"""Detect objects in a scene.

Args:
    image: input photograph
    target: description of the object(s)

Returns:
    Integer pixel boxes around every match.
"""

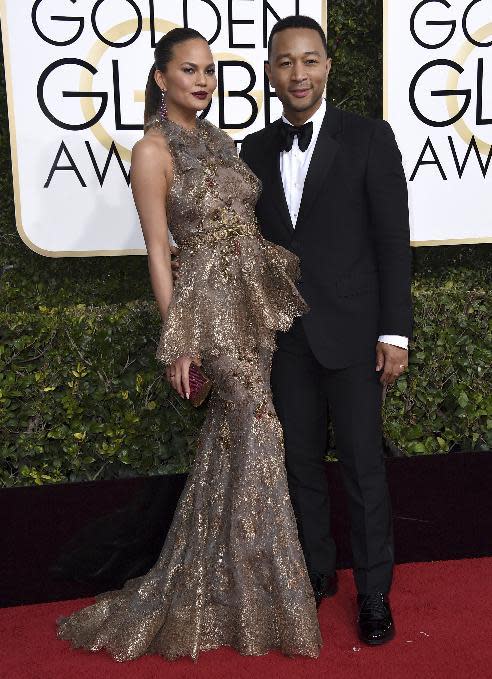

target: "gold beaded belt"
[181,221,260,250]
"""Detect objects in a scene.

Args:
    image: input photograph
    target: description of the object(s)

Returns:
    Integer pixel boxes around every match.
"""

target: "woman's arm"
[130,135,196,400]
[130,135,173,321]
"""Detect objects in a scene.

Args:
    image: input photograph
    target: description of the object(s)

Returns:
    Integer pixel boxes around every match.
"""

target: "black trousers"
[271,318,394,596]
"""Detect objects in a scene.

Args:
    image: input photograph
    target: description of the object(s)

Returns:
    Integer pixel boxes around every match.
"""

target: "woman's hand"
[166,355,202,399]
[170,244,180,282]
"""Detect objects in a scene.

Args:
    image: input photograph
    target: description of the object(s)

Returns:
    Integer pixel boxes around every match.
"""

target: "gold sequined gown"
[56,115,322,661]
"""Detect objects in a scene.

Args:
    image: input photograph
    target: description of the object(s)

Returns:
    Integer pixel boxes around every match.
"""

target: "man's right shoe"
[310,571,338,608]
[357,592,395,645]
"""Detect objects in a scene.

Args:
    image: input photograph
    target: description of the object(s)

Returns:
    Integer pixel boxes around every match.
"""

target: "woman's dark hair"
[144,27,207,123]
[267,15,328,60]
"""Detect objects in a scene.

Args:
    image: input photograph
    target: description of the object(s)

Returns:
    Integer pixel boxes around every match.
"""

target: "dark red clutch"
[188,362,212,407]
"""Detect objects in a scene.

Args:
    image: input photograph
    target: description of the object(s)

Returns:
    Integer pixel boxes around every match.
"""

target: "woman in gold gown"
[56,27,321,662]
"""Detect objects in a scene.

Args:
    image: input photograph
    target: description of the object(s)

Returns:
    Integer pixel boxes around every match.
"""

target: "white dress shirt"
[280,99,408,351]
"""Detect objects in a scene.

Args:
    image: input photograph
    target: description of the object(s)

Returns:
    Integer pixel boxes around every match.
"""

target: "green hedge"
[326,0,384,118]
[0,302,205,487]
[0,2,491,487]
[1,265,490,488]
[385,269,490,455]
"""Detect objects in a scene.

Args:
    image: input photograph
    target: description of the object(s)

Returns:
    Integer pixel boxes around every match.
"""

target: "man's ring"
[399,365,405,369]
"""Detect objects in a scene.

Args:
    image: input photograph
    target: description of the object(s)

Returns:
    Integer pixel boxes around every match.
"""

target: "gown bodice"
[143,114,308,366]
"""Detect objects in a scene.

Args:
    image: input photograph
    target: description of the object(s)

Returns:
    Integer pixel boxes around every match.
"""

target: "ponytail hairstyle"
[144,27,207,124]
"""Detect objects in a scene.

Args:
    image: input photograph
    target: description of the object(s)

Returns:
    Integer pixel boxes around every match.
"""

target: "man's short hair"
[268,15,328,60]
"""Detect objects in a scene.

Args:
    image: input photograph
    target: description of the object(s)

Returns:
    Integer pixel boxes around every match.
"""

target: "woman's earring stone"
[159,89,167,121]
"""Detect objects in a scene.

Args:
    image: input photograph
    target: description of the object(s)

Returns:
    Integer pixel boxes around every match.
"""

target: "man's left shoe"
[357,592,395,645]
[310,571,338,608]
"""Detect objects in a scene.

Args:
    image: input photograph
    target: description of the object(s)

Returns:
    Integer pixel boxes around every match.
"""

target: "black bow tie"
[279,120,313,153]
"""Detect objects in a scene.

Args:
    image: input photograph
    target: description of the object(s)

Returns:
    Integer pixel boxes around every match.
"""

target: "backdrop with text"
[2,1,491,253]
[0,0,325,256]
[385,0,492,246]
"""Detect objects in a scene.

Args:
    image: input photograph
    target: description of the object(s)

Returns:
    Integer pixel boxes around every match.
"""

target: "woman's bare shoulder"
[132,129,170,165]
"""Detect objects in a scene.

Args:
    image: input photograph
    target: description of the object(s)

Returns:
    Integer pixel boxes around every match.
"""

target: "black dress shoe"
[310,571,338,608]
[357,592,395,645]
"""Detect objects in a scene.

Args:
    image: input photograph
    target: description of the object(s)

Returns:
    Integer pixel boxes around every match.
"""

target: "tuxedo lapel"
[296,104,342,229]
[262,121,294,237]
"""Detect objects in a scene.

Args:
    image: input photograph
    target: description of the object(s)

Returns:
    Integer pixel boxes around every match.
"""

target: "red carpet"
[1,558,491,679]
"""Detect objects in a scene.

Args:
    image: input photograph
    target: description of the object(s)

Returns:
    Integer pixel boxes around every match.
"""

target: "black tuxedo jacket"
[240,103,413,369]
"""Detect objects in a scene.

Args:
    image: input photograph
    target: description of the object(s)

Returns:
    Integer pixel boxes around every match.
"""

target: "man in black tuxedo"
[240,16,412,645]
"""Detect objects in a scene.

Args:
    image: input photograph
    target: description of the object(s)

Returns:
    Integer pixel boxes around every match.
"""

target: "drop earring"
[159,89,167,121]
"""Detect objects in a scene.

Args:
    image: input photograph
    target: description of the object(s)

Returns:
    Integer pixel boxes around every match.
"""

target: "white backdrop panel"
[1,0,326,256]
[385,0,492,245]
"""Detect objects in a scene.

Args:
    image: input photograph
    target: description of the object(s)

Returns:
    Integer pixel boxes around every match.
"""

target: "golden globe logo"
[30,1,311,184]
[79,18,265,162]
[408,0,492,181]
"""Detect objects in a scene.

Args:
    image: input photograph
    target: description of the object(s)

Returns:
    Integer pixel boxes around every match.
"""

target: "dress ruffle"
[156,235,308,366]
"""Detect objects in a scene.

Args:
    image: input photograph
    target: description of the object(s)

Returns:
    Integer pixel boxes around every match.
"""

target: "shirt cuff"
[378,335,408,350]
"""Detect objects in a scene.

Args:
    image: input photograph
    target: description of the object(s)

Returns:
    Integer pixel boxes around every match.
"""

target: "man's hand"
[170,244,180,282]
[375,342,408,386]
